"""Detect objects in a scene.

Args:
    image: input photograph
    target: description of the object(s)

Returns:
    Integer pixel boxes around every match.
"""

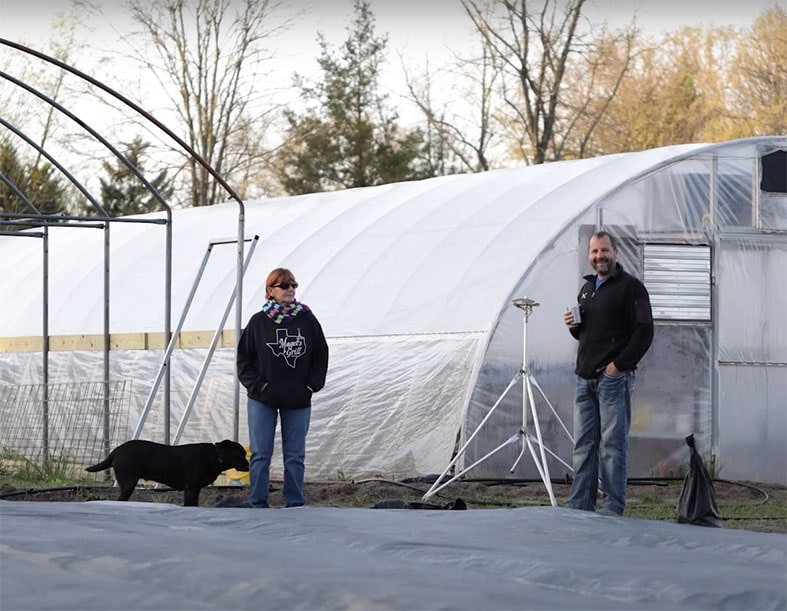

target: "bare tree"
[555,26,637,158]
[403,45,498,173]
[0,8,87,213]
[125,0,289,206]
[727,6,787,136]
[461,0,591,165]
[574,25,742,154]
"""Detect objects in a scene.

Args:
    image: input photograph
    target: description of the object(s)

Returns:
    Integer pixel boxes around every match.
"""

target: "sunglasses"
[272,282,298,290]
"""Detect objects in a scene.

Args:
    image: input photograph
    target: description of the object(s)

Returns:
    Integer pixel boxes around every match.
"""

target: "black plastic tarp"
[1,500,785,610]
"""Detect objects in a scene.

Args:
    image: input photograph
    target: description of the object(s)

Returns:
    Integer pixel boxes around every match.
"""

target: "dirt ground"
[2,477,785,534]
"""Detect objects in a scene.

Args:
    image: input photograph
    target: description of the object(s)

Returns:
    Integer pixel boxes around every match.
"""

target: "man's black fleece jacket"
[569,264,654,379]
[236,308,329,409]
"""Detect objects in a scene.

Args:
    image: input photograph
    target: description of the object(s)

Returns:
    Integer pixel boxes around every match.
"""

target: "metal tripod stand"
[422,297,573,505]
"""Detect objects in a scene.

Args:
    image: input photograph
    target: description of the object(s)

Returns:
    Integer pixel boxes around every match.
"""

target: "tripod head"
[512,297,539,320]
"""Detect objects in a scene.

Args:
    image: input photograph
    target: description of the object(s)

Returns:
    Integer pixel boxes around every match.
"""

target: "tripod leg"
[509,367,530,472]
[509,434,528,472]
[422,372,521,500]
[508,375,558,506]
[421,432,521,500]
[523,434,557,506]
[530,374,574,444]
[529,439,573,472]
[525,374,557,506]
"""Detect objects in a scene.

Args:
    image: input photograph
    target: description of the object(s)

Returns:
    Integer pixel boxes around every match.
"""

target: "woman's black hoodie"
[237,306,329,409]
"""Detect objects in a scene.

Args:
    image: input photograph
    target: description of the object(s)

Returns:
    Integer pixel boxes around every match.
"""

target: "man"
[563,231,654,516]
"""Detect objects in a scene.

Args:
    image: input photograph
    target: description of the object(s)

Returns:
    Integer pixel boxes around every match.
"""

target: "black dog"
[86,439,249,506]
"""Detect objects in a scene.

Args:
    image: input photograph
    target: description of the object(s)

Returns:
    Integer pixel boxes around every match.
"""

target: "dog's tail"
[85,454,113,472]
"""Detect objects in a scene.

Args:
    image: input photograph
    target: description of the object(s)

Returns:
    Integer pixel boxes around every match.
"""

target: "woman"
[237,268,329,508]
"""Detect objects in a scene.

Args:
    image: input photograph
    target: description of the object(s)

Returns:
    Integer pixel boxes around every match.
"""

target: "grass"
[2,457,785,534]
[0,449,94,488]
[624,492,787,532]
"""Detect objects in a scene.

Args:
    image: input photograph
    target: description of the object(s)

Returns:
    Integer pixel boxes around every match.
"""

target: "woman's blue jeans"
[565,371,634,515]
[247,398,311,508]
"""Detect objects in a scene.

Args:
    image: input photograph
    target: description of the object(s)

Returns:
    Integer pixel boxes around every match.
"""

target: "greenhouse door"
[628,244,713,477]
[714,234,787,483]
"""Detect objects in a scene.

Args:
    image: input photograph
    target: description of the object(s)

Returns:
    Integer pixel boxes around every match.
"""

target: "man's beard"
[593,259,613,274]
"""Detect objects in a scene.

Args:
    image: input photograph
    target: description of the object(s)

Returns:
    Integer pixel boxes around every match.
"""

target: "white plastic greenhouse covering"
[0,137,785,483]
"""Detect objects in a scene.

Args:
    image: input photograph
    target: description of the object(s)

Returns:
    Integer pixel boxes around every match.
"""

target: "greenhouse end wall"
[464,139,786,484]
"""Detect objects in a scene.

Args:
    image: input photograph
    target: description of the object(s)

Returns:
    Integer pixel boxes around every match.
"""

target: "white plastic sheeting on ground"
[1,500,785,611]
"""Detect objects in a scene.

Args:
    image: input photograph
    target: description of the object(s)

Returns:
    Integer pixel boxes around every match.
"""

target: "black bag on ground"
[373,498,467,510]
[676,434,723,528]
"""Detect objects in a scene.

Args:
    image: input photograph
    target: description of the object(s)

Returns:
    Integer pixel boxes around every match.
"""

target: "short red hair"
[265,268,295,299]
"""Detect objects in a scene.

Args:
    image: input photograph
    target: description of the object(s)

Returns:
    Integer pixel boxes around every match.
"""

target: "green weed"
[0,447,89,487]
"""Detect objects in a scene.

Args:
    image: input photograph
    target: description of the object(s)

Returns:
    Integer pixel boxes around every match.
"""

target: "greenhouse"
[1,136,784,484]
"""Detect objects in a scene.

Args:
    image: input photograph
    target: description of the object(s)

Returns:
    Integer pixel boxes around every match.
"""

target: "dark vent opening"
[761,150,786,193]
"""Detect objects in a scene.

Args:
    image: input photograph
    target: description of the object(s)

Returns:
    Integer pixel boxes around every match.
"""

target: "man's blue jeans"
[247,398,311,508]
[565,371,634,515]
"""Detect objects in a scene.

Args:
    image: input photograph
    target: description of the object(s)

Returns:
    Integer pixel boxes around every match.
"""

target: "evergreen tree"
[276,0,434,195]
[0,139,69,231]
[95,137,174,217]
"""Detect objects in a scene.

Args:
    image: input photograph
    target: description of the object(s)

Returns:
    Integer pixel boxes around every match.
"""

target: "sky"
[1,0,781,59]
[2,0,779,110]
[0,0,781,178]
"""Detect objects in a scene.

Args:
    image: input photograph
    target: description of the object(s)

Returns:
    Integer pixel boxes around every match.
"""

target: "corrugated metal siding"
[644,244,711,321]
